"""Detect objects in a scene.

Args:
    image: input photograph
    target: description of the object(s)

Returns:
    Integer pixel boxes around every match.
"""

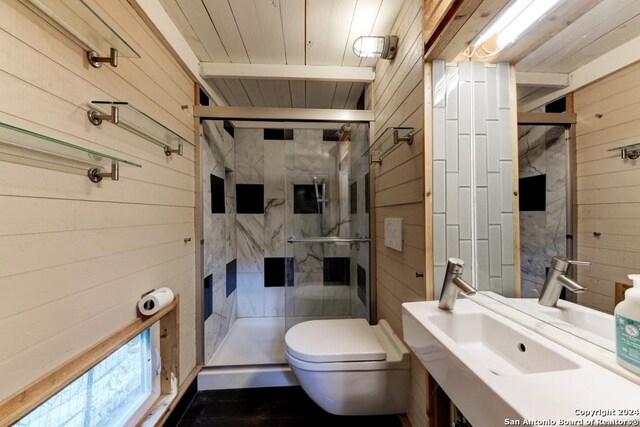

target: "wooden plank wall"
[574,61,640,313]
[372,0,427,425]
[0,0,196,403]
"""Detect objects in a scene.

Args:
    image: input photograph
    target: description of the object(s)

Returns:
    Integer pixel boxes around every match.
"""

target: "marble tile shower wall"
[234,128,285,318]
[202,120,237,362]
[432,61,515,298]
[234,128,361,320]
[518,125,566,297]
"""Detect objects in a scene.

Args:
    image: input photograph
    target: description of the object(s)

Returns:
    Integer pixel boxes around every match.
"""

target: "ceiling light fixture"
[465,0,561,58]
[353,35,398,60]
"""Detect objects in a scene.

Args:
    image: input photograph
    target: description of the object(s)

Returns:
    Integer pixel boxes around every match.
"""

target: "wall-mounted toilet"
[284,318,411,416]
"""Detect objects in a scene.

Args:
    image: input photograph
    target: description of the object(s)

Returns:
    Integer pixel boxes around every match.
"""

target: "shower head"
[313,176,321,200]
[333,124,351,139]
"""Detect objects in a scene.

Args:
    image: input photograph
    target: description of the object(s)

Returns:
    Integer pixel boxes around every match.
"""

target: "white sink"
[428,310,579,377]
[402,299,640,426]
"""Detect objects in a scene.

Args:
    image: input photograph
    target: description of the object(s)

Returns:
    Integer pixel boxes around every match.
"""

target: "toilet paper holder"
[140,288,155,299]
[138,287,175,316]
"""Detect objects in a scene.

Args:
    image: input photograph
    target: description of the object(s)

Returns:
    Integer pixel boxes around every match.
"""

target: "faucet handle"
[446,257,465,274]
[550,256,590,273]
[568,260,591,266]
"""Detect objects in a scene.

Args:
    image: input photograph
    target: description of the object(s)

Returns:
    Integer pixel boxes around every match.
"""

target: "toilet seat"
[285,318,386,363]
[284,318,410,370]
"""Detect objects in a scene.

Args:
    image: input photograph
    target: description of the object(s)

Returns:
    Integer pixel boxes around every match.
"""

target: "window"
[16,324,161,427]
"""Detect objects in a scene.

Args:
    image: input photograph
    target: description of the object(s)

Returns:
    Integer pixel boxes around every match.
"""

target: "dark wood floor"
[169,386,403,427]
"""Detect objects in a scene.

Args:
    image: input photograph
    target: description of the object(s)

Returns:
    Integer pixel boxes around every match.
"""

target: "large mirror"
[487,58,639,354]
[483,110,619,354]
[430,0,640,357]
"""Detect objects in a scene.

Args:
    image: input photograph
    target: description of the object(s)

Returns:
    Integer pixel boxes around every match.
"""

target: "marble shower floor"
[207,317,287,366]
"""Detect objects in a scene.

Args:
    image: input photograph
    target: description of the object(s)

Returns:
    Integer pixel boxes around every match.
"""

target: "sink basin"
[429,312,579,376]
[402,299,640,426]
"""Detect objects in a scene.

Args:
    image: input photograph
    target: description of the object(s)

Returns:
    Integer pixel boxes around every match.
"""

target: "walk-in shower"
[199,120,371,388]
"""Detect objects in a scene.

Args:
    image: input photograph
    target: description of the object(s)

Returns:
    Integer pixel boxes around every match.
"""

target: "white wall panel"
[0,0,196,402]
[373,0,426,425]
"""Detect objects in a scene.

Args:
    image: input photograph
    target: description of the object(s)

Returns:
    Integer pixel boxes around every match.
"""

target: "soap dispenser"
[615,274,640,375]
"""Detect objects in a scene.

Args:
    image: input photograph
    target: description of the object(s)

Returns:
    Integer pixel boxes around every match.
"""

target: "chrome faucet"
[439,258,477,311]
[538,256,590,307]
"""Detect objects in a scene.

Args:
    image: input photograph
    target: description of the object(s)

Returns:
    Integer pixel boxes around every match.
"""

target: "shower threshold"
[199,317,297,390]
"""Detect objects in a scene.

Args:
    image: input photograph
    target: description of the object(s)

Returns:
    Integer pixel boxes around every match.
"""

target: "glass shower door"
[284,123,371,330]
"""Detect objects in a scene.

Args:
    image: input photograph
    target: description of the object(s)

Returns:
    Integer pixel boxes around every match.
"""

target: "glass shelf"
[363,127,414,164]
[0,121,141,182]
[27,0,140,60]
[90,101,192,156]
[607,142,640,160]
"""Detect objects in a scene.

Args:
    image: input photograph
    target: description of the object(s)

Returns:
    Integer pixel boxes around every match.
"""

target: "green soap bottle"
[615,274,640,375]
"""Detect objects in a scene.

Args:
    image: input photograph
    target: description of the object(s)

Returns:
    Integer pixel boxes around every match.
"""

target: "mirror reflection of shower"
[313,123,349,236]
[312,176,327,235]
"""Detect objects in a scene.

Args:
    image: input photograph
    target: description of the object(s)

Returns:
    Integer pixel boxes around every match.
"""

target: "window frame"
[0,298,179,427]
[14,322,162,427]
[120,322,162,427]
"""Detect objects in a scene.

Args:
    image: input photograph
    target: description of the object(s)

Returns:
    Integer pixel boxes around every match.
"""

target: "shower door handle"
[287,236,371,244]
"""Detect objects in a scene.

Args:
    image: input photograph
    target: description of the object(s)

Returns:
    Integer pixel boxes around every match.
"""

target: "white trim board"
[198,366,297,391]
[200,63,375,83]
[516,72,569,88]
[230,121,351,129]
[519,33,640,112]
[194,106,374,122]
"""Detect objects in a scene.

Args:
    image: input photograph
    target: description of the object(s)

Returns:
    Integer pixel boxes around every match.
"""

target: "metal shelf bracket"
[87,48,118,68]
[164,143,184,157]
[88,106,119,126]
[621,148,640,160]
[394,129,413,145]
[88,161,119,183]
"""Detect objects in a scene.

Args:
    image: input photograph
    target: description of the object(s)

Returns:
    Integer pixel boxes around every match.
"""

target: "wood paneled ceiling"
[160,0,404,108]
[424,0,640,111]
[515,0,640,108]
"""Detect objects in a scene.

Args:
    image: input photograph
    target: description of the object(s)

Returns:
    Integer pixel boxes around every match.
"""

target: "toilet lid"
[284,319,386,363]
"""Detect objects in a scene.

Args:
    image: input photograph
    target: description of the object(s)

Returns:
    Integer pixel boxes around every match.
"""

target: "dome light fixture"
[353,35,398,60]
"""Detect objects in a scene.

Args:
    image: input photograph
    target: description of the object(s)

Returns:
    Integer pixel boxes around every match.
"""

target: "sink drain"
[517,343,526,352]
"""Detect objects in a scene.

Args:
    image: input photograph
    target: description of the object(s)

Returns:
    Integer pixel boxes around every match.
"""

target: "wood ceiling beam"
[435,0,511,61]
[199,63,375,83]
[193,106,374,122]
[423,0,486,61]
[516,72,570,88]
